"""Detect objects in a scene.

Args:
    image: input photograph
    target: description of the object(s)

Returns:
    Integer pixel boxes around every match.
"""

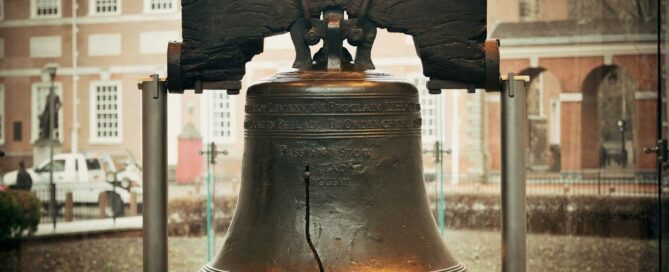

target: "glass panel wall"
[0,0,664,271]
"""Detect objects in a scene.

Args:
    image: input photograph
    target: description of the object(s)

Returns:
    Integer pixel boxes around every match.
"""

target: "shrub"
[168,196,238,236]
[434,193,667,239]
[0,190,41,242]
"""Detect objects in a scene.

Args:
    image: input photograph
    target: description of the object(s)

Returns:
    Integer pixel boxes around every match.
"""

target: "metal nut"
[304,28,321,45]
[347,27,364,45]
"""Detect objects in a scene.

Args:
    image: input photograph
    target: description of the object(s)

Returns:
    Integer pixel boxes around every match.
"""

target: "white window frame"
[89,0,122,16]
[519,0,538,21]
[31,82,64,143]
[201,92,236,145]
[31,0,62,18]
[550,98,561,145]
[0,85,5,145]
[144,0,177,13]
[89,80,123,144]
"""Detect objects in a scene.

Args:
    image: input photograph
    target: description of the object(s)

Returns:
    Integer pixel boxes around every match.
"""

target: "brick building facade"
[0,0,659,182]
[0,0,181,173]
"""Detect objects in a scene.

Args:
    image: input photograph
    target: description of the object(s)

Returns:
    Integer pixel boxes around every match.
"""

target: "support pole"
[501,73,527,272]
[141,75,168,272]
[49,74,57,229]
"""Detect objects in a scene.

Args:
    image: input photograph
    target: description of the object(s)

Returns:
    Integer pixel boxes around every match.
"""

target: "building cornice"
[0,65,167,77]
[499,34,656,46]
[0,13,181,28]
[500,42,656,60]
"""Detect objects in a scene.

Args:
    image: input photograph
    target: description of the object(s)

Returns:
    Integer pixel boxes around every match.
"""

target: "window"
[90,0,121,15]
[40,159,65,172]
[32,0,61,18]
[0,39,4,58]
[145,0,176,13]
[205,91,236,144]
[549,99,560,145]
[89,81,122,143]
[13,122,22,142]
[519,0,538,21]
[0,0,4,21]
[0,86,4,145]
[86,159,102,170]
[410,75,438,144]
[31,82,63,142]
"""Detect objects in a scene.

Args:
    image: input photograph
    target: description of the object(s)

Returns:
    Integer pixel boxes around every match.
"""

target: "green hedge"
[437,193,666,239]
[0,190,41,242]
[167,194,666,239]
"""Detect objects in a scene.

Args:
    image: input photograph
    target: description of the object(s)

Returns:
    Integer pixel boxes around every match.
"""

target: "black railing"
[31,182,142,224]
[425,171,660,197]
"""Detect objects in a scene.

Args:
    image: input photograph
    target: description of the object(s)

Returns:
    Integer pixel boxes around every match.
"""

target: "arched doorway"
[582,66,637,171]
[520,68,563,172]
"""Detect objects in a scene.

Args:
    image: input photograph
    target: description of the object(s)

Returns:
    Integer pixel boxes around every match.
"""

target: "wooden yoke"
[167,0,499,93]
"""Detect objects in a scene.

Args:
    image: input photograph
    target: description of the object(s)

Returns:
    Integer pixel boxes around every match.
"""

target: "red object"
[175,124,204,184]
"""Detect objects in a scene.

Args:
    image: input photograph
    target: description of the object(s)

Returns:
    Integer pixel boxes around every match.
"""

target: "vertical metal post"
[113,178,117,223]
[49,75,57,229]
[501,73,527,272]
[206,143,213,261]
[141,75,168,272]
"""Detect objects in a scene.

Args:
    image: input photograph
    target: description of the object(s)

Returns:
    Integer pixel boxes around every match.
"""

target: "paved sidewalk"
[32,216,142,239]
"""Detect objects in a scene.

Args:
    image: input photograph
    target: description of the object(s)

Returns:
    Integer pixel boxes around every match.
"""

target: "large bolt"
[347,27,364,46]
[304,28,321,45]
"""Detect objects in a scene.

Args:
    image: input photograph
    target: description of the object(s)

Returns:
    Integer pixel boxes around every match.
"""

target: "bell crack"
[304,165,325,272]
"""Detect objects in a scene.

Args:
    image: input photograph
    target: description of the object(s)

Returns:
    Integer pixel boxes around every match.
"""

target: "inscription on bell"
[245,101,421,114]
[244,118,422,130]
[277,144,372,187]
[277,145,373,159]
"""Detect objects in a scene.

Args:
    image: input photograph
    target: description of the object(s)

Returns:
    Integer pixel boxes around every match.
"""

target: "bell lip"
[200,262,467,272]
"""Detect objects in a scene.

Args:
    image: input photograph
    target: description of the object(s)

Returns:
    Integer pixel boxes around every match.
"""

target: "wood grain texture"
[181,0,487,87]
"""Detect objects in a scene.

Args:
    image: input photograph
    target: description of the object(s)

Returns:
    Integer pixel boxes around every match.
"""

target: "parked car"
[1,153,139,216]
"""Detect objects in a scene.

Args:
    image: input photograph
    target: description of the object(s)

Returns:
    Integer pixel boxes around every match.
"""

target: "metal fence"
[32,182,142,224]
[426,171,661,197]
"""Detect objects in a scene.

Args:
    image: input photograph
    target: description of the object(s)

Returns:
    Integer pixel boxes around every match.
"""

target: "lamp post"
[617,119,627,168]
[44,65,58,228]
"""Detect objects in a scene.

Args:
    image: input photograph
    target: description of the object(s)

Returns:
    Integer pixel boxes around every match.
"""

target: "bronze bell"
[202,69,465,271]
[201,7,465,272]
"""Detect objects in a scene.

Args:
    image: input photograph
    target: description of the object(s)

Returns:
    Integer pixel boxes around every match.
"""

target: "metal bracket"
[325,9,343,71]
[193,80,242,95]
[501,74,530,98]
[644,139,668,163]
[152,74,160,99]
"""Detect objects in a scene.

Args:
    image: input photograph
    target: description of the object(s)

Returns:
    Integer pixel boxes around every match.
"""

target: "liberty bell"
[196,7,470,272]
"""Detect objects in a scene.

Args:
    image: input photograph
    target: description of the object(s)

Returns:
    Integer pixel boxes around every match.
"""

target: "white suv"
[2,153,139,216]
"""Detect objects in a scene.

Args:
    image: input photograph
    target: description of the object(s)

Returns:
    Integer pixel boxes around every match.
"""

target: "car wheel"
[104,191,125,217]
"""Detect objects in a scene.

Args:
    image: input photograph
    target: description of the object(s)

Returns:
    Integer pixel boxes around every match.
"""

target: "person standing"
[15,161,33,191]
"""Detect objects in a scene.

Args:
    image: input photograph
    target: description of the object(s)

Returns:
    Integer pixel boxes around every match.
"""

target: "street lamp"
[42,64,57,228]
[616,119,627,168]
